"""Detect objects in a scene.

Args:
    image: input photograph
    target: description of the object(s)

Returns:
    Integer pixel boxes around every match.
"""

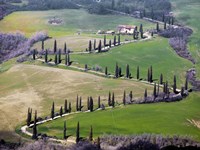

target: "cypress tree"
[63,121,67,139]
[108,91,111,106]
[153,83,157,99]
[76,95,79,111]
[32,110,37,139]
[54,54,57,65]
[41,40,44,50]
[129,91,133,102]
[98,40,102,53]
[79,97,82,111]
[68,102,71,113]
[133,26,138,39]
[137,66,140,80]
[115,63,119,78]
[160,74,163,85]
[164,21,167,30]
[94,39,96,50]
[104,35,106,47]
[109,39,112,47]
[87,97,90,110]
[89,40,92,52]
[163,83,166,93]
[33,49,36,60]
[105,66,108,76]
[76,122,80,143]
[54,40,57,53]
[90,96,93,112]
[139,24,143,38]
[162,13,165,22]
[144,89,147,101]
[97,137,101,149]
[151,31,154,37]
[45,49,48,63]
[185,77,188,90]
[98,96,101,109]
[181,86,184,96]
[60,106,63,116]
[113,35,116,46]
[67,53,70,66]
[89,125,93,141]
[27,108,32,126]
[51,102,55,119]
[173,75,177,93]
[156,22,159,32]
[64,42,67,54]
[64,99,68,113]
[157,82,160,95]
[118,34,121,45]
[58,49,61,64]
[123,90,126,105]
[165,81,168,94]
[118,67,122,77]
[150,66,153,82]
[126,64,130,78]
[112,92,115,107]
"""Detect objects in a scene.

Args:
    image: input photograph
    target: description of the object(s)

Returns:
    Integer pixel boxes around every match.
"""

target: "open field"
[171,0,200,78]
[50,37,193,86]
[38,92,200,140]
[0,63,153,141]
[0,9,155,37]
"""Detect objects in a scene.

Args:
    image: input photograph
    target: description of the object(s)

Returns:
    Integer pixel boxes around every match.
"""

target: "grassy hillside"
[171,0,200,78]
[38,92,200,141]
[66,37,192,86]
[0,63,152,141]
[0,9,154,37]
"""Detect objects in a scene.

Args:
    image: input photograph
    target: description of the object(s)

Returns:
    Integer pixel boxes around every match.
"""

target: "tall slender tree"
[94,39,96,50]
[54,40,57,53]
[129,91,133,102]
[126,64,130,78]
[123,90,126,105]
[41,40,44,50]
[156,22,160,32]
[64,99,68,113]
[58,49,61,64]
[60,106,63,116]
[33,49,36,60]
[109,39,112,47]
[89,125,93,141]
[63,121,67,139]
[164,21,167,30]
[98,40,102,53]
[108,91,111,106]
[76,122,80,143]
[113,35,116,46]
[45,49,48,63]
[64,42,67,54]
[104,35,106,47]
[54,54,57,65]
[118,34,121,45]
[133,26,138,39]
[112,92,115,107]
[68,102,71,113]
[105,66,108,76]
[98,96,101,109]
[118,67,122,77]
[51,102,55,119]
[157,81,160,95]
[87,97,90,110]
[139,24,143,38]
[173,75,177,93]
[185,77,188,90]
[115,63,119,78]
[79,97,82,111]
[89,40,92,52]
[160,74,163,85]
[97,137,101,149]
[136,66,140,80]
[90,96,93,112]
[153,83,157,99]
[32,110,37,139]
[150,66,153,82]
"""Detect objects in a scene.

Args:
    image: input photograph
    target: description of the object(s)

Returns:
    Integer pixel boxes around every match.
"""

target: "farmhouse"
[117,25,135,34]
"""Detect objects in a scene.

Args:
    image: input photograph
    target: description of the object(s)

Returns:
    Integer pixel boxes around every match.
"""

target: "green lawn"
[38,92,200,141]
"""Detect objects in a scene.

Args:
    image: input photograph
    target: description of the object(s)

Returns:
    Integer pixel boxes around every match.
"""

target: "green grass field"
[38,92,200,141]
[0,9,155,37]
[47,37,192,87]
[171,0,200,78]
[0,63,153,141]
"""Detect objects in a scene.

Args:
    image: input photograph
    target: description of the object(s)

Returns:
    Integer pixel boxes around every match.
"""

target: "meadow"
[37,92,200,141]
[0,63,153,141]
